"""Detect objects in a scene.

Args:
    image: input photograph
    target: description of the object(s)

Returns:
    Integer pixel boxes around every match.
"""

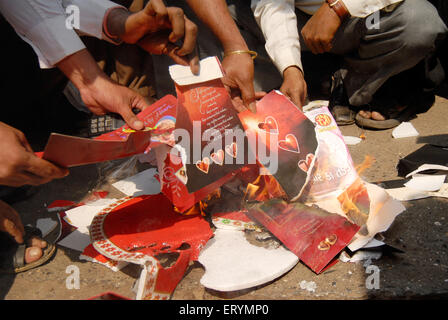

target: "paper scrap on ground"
[362,238,386,249]
[57,226,90,252]
[65,198,117,228]
[343,136,362,145]
[299,280,317,293]
[313,182,405,252]
[348,183,405,251]
[404,174,446,192]
[198,229,298,292]
[343,250,383,263]
[405,164,448,178]
[112,168,160,196]
[35,218,58,237]
[392,122,419,139]
[387,183,448,201]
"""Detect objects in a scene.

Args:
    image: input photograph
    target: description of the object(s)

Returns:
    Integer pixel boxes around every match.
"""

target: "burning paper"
[238,90,318,201]
[244,198,360,274]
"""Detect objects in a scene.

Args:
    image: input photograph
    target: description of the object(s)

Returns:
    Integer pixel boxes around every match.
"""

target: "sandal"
[329,70,356,126]
[0,226,56,274]
[355,103,417,130]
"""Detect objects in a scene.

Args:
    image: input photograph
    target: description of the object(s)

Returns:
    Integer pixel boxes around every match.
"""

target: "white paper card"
[404,174,446,192]
[112,168,160,197]
[169,56,224,86]
[65,199,117,228]
[392,122,419,138]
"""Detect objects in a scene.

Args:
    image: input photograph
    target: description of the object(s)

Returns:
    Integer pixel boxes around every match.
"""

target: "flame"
[337,155,375,226]
[244,174,286,202]
[175,189,221,216]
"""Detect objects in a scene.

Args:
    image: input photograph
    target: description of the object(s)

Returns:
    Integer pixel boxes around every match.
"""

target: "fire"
[244,174,286,202]
[175,189,221,216]
[337,155,375,226]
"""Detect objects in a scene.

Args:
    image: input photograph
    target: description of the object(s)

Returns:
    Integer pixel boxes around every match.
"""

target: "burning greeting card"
[238,90,319,201]
[168,57,249,193]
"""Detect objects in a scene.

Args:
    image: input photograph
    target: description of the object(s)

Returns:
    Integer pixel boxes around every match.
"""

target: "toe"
[371,111,386,121]
[25,246,43,264]
[358,110,371,119]
[28,236,47,249]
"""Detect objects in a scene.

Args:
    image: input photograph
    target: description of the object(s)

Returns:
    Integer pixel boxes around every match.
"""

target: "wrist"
[283,66,304,79]
[325,0,349,21]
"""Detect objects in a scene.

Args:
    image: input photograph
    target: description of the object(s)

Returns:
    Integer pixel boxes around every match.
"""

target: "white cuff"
[342,0,403,18]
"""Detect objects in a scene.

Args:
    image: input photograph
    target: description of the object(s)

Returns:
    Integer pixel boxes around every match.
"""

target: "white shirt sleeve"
[0,0,86,69]
[251,0,303,76]
[0,0,124,69]
[342,0,404,18]
[61,0,124,41]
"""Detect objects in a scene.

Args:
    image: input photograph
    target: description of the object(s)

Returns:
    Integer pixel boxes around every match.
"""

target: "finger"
[315,40,326,54]
[145,0,168,26]
[14,129,34,153]
[175,17,198,57]
[25,155,69,181]
[0,201,24,243]
[167,7,186,43]
[240,82,257,113]
[287,90,301,108]
[322,40,333,53]
[1,219,24,244]
[255,91,267,100]
[121,109,145,130]
[188,50,200,75]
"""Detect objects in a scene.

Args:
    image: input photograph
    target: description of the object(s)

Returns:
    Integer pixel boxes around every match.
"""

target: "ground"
[1,96,448,300]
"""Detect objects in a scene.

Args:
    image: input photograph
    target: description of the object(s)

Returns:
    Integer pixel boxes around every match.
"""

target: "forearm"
[251,0,303,75]
[56,49,109,92]
[187,0,248,52]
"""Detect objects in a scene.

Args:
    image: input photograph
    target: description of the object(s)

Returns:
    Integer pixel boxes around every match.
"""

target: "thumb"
[119,96,150,130]
[240,82,257,113]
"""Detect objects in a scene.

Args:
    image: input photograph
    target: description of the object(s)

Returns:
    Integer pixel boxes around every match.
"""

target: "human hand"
[221,53,264,113]
[107,0,199,74]
[78,76,150,131]
[301,3,342,54]
[0,200,24,244]
[280,66,307,109]
[0,122,69,187]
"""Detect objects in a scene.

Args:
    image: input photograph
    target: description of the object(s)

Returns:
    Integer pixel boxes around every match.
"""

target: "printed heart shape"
[225,142,238,159]
[279,134,300,153]
[298,153,315,172]
[196,158,210,174]
[210,150,224,166]
[258,116,279,133]
[298,160,309,173]
[306,153,314,166]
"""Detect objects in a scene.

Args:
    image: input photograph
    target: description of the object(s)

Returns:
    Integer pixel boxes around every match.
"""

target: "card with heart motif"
[244,199,360,274]
[238,91,318,200]
[169,57,249,193]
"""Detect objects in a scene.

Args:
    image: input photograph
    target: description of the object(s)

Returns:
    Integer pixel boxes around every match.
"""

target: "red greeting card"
[245,199,360,274]
[168,57,248,194]
[238,91,319,201]
[39,95,178,167]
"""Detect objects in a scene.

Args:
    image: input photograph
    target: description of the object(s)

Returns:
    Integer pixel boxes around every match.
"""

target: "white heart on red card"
[278,134,300,153]
[196,157,210,174]
[225,142,238,159]
[210,149,225,166]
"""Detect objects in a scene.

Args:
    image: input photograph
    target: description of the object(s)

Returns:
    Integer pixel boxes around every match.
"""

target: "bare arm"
[57,49,149,130]
[187,0,259,112]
